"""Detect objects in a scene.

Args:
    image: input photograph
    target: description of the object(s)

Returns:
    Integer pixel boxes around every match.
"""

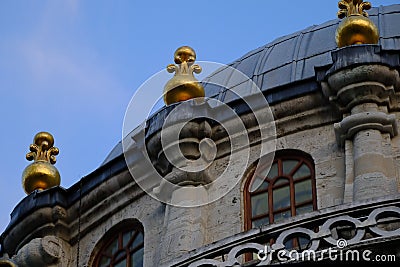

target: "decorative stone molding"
[145,100,217,185]
[144,97,270,194]
[334,111,398,146]
[318,45,400,113]
[11,236,71,267]
[2,204,69,257]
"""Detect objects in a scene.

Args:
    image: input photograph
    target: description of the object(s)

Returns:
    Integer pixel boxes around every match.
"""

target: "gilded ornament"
[22,132,61,194]
[336,0,379,47]
[163,46,205,105]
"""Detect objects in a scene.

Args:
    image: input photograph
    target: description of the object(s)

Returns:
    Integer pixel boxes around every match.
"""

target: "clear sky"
[0,0,399,233]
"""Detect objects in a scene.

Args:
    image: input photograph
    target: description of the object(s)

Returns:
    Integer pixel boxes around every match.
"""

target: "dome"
[102,4,400,166]
[203,4,400,104]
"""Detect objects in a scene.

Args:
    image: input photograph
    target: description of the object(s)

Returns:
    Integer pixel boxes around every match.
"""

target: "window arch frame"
[244,150,317,230]
[92,219,144,267]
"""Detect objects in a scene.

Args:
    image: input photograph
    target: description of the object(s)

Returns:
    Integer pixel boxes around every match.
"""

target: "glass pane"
[294,180,312,203]
[131,232,144,250]
[285,237,310,250]
[131,248,144,267]
[104,238,119,256]
[296,204,313,215]
[114,258,126,267]
[274,210,291,222]
[284,238,294,249]
[252,217,269,228]
[99,256,111,267]
[123,231,133,247]
[114,250,126,262]
[298,237,311,250]
[250,177,268,192]
[273,185,290,210]
[274,178,289,186]
[293,164,311,179]
[251,192,268,217]
[267,163,278,179]
[282,160,298,175]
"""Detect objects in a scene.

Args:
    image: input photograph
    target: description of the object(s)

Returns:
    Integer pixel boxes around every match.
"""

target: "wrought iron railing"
[165,195,400,267]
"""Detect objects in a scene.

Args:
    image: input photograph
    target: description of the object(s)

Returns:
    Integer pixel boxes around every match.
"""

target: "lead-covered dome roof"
[202,4,400,104]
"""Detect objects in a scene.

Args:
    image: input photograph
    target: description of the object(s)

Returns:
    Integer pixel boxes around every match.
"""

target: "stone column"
[339,103,398,200]
[319,45,400,201]
[145,101,216,264]
[159,183,208,263]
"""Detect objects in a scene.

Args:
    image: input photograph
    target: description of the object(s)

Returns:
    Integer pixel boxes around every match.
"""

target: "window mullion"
[289,174,296,216]
[268,181,273,224]
[246,152,316,231]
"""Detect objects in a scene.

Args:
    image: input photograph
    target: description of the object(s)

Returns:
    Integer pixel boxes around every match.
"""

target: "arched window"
[245,150,317,230]
[94,220,144,267]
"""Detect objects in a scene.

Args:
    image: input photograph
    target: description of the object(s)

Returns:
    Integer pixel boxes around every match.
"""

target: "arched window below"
[94,221,144,267]
[245,150,317,230]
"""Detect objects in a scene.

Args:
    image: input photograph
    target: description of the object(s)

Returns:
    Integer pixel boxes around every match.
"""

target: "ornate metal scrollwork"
[180,203,400,267]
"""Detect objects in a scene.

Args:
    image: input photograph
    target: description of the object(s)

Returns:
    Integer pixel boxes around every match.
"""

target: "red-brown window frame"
[244,151,317,231]
[93,220,144,267]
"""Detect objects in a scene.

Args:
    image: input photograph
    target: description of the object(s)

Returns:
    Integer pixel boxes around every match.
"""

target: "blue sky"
[0,0,399,233]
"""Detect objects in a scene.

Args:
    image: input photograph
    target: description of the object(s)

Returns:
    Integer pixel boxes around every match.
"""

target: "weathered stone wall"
[69,176,164,266]
[71,90,356,265]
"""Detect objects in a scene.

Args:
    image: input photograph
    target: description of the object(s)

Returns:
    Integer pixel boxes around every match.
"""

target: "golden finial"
[22,132,61,194]
[336,0,379,47]
[163,46,205,105]
[338,0,371,18]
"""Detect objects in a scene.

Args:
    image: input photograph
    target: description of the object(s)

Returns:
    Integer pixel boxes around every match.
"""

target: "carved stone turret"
[319,45,400,201]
